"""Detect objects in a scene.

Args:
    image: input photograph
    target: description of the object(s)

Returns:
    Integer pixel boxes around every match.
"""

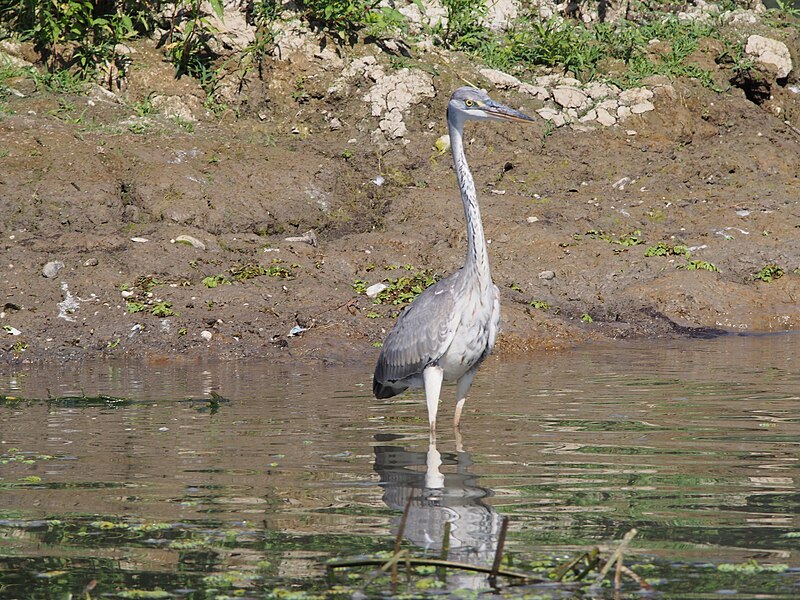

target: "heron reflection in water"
[373,433,503,589]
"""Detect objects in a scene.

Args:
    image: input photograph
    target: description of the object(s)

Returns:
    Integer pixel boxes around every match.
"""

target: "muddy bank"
[1,21,800,366]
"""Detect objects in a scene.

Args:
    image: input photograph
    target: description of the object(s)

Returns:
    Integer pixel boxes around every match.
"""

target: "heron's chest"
[438,286,498,378]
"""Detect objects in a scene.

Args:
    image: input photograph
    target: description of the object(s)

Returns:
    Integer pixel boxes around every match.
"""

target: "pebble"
[526,216,539,223]
[172,234,206,250]
[538,270,556,280]
[83,257,98,267]
[42,261,64,278]
[200,330,213,341]
[130,237,149,243]
[366,283,388,298]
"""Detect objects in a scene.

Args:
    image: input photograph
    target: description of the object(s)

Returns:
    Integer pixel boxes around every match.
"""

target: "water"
[1,334,799,598]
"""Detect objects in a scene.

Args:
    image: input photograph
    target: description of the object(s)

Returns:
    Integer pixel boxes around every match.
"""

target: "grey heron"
[372,86,534,433]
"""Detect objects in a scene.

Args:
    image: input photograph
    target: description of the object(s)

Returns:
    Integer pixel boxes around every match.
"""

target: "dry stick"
[392,491,415,589]
[327,556,540,581]
[594,528,638,586]
[575,548,601,581]
[615,553,623,590]
[355,549,410,594]
[438,520,452,581]
[489,516,510,585]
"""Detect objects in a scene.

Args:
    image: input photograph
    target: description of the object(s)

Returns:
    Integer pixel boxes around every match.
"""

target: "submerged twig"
[489,516,510,585]
[438,520,451,581]
[327,556,542,581]
[392,490,415,588]
[553,547,600,582]
[594,528,638,585]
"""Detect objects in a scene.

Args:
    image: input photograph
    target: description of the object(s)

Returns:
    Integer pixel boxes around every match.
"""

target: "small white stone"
[42,261,64,278]
[613,176,633,190]
[366,283,388,298]
[538,270,556,280]
[526,216,539,223]
[200,330,213,341]
[121,290,134,298]
[130,237,149,243]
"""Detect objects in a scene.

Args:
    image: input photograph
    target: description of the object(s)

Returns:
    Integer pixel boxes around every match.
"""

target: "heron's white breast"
[438,284,498,381]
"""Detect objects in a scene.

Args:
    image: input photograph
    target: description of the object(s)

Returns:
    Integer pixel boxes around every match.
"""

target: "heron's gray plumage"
[372,87,533,429]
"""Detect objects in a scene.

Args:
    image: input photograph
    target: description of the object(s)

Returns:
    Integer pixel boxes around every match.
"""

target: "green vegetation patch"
[645,241,691,257]
[754,264,785,282]
[353,265,439,308]
[204,259,296,287]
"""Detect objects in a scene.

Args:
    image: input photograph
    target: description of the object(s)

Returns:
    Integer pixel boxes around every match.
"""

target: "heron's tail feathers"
[373,377,407,399]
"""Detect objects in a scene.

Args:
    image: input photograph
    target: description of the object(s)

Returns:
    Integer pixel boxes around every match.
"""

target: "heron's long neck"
[449,118,491,281]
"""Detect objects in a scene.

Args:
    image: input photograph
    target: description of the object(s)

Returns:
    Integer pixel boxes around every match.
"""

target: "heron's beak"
[484,100,535,124]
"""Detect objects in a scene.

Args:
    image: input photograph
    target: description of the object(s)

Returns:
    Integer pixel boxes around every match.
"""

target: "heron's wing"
[374,273,463,386]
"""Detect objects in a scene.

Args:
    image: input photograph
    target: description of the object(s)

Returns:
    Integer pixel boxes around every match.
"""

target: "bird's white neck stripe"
[449,119,491,281]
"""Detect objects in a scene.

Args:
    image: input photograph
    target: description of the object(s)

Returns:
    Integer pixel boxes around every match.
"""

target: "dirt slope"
[1,26,799,366]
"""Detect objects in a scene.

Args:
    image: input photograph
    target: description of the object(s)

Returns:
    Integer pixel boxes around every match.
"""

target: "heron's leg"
[454,370,477,429]
[423,365,444,432]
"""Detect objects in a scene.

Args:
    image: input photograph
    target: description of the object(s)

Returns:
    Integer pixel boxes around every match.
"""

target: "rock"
[205,1,255,54]
[619,87,654,105]
[0,40,33,68]
[480,68,521,89]
[284,230,318,247]
[151,94,197,122]
[526,216,539,223]
[630,101,656,114]
[552,86,589,109]
[596,107,617,127]
[130,237,149,243]
[745,35,793,79]
[536,107,560,121]
[585,81,619,100]
[538,270,556,280]
[518,82,550,101]
[43,261,65,278]
[617,105,632,120]
[362,68,435,140]
[173,234,206,250]
[83,258,99,267]
[200,330,213,341]
[329,117,342,131]
[724,9,760,26]
[366,283,388,298]
[485,0,519,30]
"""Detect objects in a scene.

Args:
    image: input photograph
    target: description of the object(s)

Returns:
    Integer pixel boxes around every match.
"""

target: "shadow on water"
[2,335,800,598]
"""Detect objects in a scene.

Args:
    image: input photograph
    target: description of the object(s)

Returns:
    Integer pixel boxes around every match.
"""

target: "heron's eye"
[464,99,474,107]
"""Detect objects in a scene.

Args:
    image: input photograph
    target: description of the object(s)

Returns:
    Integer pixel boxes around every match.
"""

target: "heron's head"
[447,86,535,126]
